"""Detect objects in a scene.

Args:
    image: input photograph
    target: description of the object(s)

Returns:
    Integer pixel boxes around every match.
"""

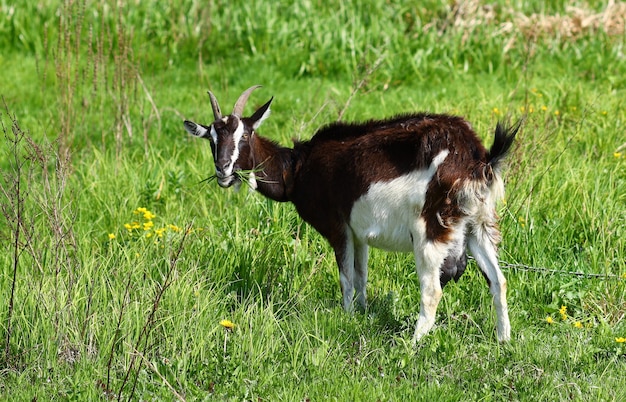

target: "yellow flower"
[168,224,181,232]
[546,316,554,324]
[143,221,154,230]
[134,207,147,215]
[616,337,626,343]
[124,223,132,231]
[559,305,567,320]
[554,110,560,116]
[573,321,583,329]
[143,211,156,220]
[614,152,623,159]
[108,233,116,240]
[492,107,500,115]
[220,319,236,330]
[155,228,166,237]
[541,105,548,111]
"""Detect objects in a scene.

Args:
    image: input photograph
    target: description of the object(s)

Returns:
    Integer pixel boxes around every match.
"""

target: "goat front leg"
[412,240,447,345]
[353,239,369,311]
[334,230,356,312]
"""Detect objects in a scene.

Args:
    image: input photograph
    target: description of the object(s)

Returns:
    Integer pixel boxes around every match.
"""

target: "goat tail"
[471,120,521,208]
[488,120,522,172]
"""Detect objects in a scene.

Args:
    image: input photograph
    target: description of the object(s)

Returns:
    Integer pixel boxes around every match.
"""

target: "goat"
[183,86,518,343]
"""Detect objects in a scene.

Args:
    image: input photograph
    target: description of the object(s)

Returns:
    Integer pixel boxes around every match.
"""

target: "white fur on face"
[209,125,218,143]
[219,117,245,178]
[230,119,244,176]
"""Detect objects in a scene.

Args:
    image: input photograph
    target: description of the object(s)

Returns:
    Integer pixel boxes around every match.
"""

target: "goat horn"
[232,85,262,117]
[207,90,222,121]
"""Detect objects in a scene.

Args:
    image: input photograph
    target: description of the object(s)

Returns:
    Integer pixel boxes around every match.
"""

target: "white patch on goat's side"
[431,149,449,168]
[349,150,449,252]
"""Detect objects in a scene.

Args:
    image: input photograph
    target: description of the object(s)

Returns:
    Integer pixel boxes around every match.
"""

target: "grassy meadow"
[1,0,625,400]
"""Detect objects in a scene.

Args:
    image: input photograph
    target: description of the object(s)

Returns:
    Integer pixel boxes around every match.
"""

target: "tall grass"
[1,0,625,400]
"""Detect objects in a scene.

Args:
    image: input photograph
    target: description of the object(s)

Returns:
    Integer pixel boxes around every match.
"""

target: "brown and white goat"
[184,86,518,343]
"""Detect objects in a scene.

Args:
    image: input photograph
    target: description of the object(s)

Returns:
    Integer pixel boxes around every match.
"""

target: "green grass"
[1,0,625,400]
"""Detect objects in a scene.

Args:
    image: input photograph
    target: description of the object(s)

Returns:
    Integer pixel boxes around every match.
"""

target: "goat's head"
[184,85,273,188]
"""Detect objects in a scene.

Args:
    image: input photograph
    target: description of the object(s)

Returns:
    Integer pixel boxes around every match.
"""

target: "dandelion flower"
[541,105,548,111]
[573,321,583,329]
[554,110,560,116]
[559,305,567,320]
[616,337,626,343]
[546,316,554,324]
[108,233,116,240]
[220,319,236,330]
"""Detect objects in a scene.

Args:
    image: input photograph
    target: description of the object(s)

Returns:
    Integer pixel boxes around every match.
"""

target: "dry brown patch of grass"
[515,1,626,39]
[428,1,626,49]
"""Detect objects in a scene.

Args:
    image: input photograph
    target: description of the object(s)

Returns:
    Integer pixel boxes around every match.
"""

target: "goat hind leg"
[412,241,447,345]
[468,229,511,342]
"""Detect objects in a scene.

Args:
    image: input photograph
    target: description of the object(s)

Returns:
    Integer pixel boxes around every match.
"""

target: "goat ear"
[250,97,273,130]
[184,120,211,138]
